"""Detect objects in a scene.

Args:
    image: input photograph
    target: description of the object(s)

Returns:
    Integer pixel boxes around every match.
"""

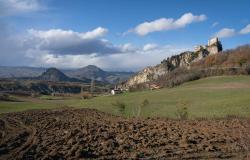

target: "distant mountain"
[65,65,108,82]
[65,65,134,84]
[0,65,134,84]
[104,71,135,84]
[38,68,90,83]
[0,66,45,78]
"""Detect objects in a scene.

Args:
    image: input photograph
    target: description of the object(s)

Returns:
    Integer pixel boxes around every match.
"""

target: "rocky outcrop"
[122,38,223,88]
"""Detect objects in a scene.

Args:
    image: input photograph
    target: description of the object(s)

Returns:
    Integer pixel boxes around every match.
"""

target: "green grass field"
[1,75,250,119]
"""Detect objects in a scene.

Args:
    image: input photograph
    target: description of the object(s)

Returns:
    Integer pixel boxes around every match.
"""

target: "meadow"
[1,75,250,119]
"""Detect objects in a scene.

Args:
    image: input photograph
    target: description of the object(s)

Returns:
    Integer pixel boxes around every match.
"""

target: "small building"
[194,45,206,52]
[194,37,222,55]
[150,84,161,90]
[208,37,219,46]
[111,88,122,95]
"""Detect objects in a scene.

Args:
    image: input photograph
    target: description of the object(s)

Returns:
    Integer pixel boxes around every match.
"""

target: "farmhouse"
[150,84,161,90]
[111,88,122,95]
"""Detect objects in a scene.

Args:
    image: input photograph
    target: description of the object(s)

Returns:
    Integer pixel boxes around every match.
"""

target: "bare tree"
[90,78,95,94]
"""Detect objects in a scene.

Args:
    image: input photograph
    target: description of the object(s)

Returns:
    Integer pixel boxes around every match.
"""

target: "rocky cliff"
[122,38,222,88]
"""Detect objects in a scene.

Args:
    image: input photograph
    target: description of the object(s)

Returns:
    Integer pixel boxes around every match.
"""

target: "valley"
[1,76,250,119]
[1,39,250,159]
[1,1,250,158]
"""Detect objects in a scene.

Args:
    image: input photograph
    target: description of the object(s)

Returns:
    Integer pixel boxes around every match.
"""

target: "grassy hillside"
[1,75,250,118]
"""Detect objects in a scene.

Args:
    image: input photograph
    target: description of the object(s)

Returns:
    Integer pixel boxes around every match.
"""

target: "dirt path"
[0,108,249,159]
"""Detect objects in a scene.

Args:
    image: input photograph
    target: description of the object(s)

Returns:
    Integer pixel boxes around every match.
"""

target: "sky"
[0,0,250,71]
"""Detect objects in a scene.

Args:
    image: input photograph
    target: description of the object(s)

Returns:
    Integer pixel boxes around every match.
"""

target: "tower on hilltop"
[195,37,223,55]
[207,37,223,54]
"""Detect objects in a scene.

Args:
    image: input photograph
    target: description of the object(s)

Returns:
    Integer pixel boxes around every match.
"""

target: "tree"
[175,100,189,120]
[137,99,149,117]
[90,78,95,94]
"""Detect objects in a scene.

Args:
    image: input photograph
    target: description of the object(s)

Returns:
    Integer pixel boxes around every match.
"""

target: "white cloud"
[120,43,136,52]
[214,28,236,38]
[25,27,121,55]
[81,27,108,39]
[211,22,219,28]
[143,43,158,51]
[130,12,207,36]
[0,25,190,71]
[0,0,42,16]
[239,24,250,34]
[214,24,250,38]
[29,44,188,71]
[28,27,108,40]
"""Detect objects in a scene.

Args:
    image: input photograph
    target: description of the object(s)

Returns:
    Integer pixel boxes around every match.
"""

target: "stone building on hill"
[121,38,223,89]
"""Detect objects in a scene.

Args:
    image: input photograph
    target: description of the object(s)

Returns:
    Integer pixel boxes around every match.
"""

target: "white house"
[111,88,122,95]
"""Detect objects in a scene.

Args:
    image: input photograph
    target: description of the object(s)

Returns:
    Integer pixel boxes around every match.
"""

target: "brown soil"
[0,108,249,159]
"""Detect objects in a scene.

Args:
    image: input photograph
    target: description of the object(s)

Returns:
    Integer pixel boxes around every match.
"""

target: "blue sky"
[0,0,250,71]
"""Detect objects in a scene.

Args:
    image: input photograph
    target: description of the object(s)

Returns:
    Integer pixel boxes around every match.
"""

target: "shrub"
[136,99,150,117]
[112,101,126,116]
[141,99,149,107]
[0,93,10,101]
[0,93,21,102]
[175,100,189,120]
[82,92,93,99]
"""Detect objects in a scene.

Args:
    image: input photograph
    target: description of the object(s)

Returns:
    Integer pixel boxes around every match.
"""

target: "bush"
[141,99,149,107]
[136,99,149,117]
[175,100,189,120]
[112,101,126,116]
[0,93,20,102]
[82,92,93,99]
[0,93,10,101]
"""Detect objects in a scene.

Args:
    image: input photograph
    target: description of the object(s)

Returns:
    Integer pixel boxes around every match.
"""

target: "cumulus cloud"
[214,28,236,38]
[0,0,42,16]
[129,13,207,36]
[239,24,250,34]
[119,43,136,52]
[29,45,188,71]
[25,27,121,55]
[0,24,189,71]
[79,27,108,39]
[214,24,250,38]
[0,25,188,71]
[143,43,158,51]
[0,23,32,66]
